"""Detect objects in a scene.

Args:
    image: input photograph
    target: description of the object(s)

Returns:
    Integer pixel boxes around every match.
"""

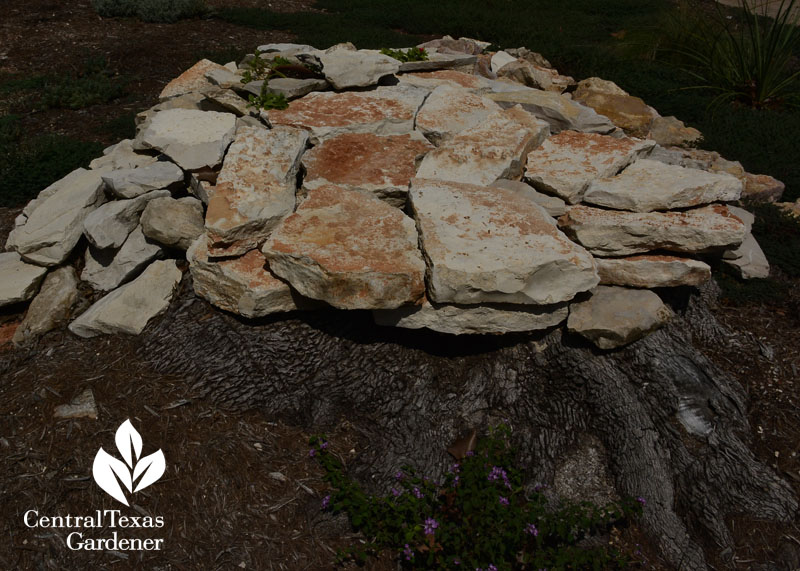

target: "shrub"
[309,425,643,570]
[91,0,208,23]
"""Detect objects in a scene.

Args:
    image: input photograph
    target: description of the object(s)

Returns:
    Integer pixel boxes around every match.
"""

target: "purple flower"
[636,496,646,506]
[499,495,509,506]
[450,463,461,473]
[453,475,460,487]
[320,441,329,450]
[423,517,439,535]
[466,450,475,457]
[488,565,498,571]
[413,487,424,499]
[525,523,539,537]
[308,448,316,458]
[391,487,401,497]
[453,559,460,565]
[403,543,414,561]
[395,470,405,480]
[320,495,330,509]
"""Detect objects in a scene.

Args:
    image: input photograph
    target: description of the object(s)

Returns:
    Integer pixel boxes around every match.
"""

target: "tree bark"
[142,282,798,570]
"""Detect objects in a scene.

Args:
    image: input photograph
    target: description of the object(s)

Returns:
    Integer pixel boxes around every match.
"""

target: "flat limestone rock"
[490,180,566,217]
[397,51,478,72]
[742,173,785,203]
[572,90,655,138]
[159,59,228,100]
[7,168,106,266]
[187,239,305,318]
[583,159,742,212]
[263,77,329,100]
[83,190,170,250]
[373,297,568,335]
[320,50,400,89]
[69,260,181,338]
[416,106,549,186]
[567,286,672,350]
[82,226,164,292]
[89,139,158,172]
[524,131,655,204]
[487,89,616,134]
[398,69,492,91]
[141,197,205,250]
[205,124,308,255]
[723,233,770,279]
[12,266,79,346]
[134,108,236,171]
[0,252,48,307]
[415,84,501,145]
[558,204,749,256]
[302,132,433,207]
[265,85,428,142]
[647,116,702,148]
[101,161,185,199]
[597,255,711,288]
[409,178,599,305]
[205,87,250,116]
[262,185,426,310]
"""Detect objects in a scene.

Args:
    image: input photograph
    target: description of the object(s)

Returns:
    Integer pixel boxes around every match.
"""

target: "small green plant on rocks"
[309,425,644,570]
[239,53,292,110]
[380,46,429,62]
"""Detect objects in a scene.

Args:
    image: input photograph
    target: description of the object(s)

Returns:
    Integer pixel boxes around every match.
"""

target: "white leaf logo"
[92,419,165,506]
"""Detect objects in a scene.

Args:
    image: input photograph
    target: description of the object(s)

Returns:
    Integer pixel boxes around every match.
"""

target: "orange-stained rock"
[572,90,656,138]
[187,238,310,318]
[302,132,433,207]
[558,204,748,256]
[742,172,785,203]
[159,59,228,100]
[398,69,492,91]
[205,124,308,255]
[524,130,654,204]
[415,84,501,146]
[264,85,428,142]
[262,185,426,309]
[409,178,598,305]
[597,255,711,288]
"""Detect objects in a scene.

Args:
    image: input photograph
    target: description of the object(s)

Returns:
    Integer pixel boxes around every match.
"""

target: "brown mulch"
[1,1,799,570]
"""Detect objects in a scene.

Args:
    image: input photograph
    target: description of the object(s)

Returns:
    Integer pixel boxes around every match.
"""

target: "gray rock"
[89,139,158,172]
[133,108,237,171]
[205,88,250,116]
[6,169,106,266]
[723,233,770,279]
[373,297,568,335]
[101,161,185,199]
[69,260,182,338]
[82,226,163,292]
[141,196,205,250]
[53,388,98,420]
[82,190,170,250]
[597,255,711,288]
[409,178,598,305]
[320,50,400,89]
[12,266,79,345]
[0,252,48,307]
[567,286,672,349]
[490,180,566,217]
[205,67,242,89]
[397,51,477,72]
[251,77,329,100]
[583,159,743,212]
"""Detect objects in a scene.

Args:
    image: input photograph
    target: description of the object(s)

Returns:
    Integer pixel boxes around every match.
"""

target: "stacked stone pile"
[2,36,782,349]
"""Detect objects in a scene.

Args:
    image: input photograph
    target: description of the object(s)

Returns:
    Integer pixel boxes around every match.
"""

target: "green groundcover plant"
[309,426,644,570]
[380,47,429,62]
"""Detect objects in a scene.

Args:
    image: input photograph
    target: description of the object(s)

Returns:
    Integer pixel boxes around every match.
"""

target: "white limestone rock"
[133,108,236,171]
[159,59,227,100]
[409,178,599,305]
[12,266,79,345]
[487,89,616,134]
[490,180,566,217]
[6,169,106,266]
[320,49,400,89]
[101,161,184,199]
[89,139,158,172]
[416,105,550,186]
[0,252,48,307]
[82,226,163,292]
[567,286,673,349]
[597,255,712,288]
[83,190,170,250]
[583,159,743,212]
[723,233,770,279]
[69,260,181,338]
[490,51,518,74]
[141,197,205,250]
[415,84,501,146]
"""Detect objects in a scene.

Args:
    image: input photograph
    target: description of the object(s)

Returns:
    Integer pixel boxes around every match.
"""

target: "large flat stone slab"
[524,131,654,204]
[397,50,477,72]
[0,252,48,307]
[205,124,308,255]
[558,204,749,256]
[302,132,433,207]
[83,190,170,250]
[373,297,568,335]
[398,69,492,91]
[567,286,672,349]
[82,226,164,292]
[416,106,549,186]
[262,185,426,310]
[6,168,106,266]
[320,50,400,89]
[487,89,616,134]
[597,255,711,288]
[583,159,743,212]
[415,84,501,145]
[264,85,428,142]
[134,108,236,171]
[572,90,655,138]
[490,180,566,217]
[188,239,307,318]
[723,233,770,279]
[69,260,181,338]
[101,161,185,199]
[12,266,79,345]
[409,178,598,305]
[89,139,158,172]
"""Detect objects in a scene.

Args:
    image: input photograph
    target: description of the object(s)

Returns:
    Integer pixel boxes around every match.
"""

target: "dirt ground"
[1,1,799,570]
